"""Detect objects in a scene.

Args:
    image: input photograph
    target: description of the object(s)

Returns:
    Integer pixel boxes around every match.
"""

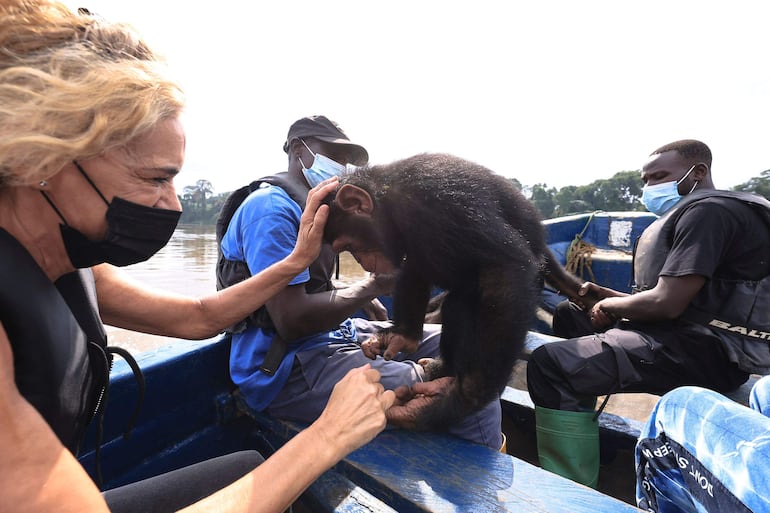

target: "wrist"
[346,275,385,301]
[304,418,348,463]
[601,298,621,320]
[282,251,311,276]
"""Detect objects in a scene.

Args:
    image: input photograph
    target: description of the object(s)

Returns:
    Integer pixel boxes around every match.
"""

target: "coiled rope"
[565,212,597,282]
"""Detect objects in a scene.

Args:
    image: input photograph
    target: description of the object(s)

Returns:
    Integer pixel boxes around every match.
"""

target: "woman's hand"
[288,177,339,269]
[313,364,395,456]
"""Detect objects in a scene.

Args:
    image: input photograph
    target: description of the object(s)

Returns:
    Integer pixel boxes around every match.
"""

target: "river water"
[108,225,366,354]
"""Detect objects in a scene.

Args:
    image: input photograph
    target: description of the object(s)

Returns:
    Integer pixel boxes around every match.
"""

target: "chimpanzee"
[323,153,585,431]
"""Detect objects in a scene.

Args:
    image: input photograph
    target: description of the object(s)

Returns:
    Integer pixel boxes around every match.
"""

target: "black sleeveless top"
[0,228,109,454]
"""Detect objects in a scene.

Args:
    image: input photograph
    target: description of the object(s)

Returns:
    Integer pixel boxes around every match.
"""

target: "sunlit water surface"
[108,225,366,354]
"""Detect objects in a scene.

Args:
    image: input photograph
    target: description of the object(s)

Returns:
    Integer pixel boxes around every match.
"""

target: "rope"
[565,212,597,282]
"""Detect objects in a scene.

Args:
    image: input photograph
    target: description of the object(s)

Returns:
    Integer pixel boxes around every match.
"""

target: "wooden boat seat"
[240,398,643,512]
[77,331,758,513]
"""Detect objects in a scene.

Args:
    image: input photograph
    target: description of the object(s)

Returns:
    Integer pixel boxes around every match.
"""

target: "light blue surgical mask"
[641,164,698,216]
[298,139,346,187]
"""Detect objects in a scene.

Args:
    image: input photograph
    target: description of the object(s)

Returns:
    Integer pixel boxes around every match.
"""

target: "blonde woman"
[0,2,393,512]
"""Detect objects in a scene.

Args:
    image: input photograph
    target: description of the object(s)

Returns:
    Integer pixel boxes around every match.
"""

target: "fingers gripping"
[361,330,420,360]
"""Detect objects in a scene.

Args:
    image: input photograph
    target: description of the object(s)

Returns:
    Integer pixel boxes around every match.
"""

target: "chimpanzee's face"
[322,182,397,274]
[330,233,395,274]
[324,194,394,274]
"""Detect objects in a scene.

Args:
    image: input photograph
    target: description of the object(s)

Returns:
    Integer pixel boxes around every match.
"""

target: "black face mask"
[41,161,181,268]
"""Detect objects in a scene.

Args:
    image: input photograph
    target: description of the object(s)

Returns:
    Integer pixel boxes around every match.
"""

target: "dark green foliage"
[178,179,222,224]
[732,170,770,200]
[530,183,558,218]
[527,170,646,219]
[179,169,769,224]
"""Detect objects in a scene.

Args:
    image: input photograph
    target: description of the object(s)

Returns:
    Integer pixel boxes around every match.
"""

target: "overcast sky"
[65,1,770,194]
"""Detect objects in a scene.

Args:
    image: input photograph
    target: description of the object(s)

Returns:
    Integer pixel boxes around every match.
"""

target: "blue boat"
[77,211,656,512]
[537,211,656,334]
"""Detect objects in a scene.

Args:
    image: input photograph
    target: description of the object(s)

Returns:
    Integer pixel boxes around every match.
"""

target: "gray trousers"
[267,319,503,449]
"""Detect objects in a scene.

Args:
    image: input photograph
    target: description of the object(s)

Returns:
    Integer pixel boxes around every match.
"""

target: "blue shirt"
[221,184,354,411]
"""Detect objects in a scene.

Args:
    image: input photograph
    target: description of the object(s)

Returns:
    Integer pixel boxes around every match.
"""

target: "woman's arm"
[96,179,338,339]
[0,324,111,513]
[180,365,394,513]
[1,318,393,513]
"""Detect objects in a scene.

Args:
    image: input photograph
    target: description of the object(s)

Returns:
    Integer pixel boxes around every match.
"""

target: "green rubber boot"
[535,406,599,488]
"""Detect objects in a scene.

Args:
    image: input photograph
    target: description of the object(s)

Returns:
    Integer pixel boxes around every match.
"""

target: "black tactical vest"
[632,191,770,373]
[215,173,336,333]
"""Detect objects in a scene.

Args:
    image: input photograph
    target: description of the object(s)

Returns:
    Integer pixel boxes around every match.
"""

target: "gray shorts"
[266,318,502,448]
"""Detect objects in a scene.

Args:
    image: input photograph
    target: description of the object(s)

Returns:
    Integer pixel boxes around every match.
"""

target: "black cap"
[283,115,369,166]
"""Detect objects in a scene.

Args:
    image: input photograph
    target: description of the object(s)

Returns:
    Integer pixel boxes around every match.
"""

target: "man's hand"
[369,271,398,297]
[386,377,454,429]
[588,299,619,330]
[571,281,626,310]
[361,331,419,360]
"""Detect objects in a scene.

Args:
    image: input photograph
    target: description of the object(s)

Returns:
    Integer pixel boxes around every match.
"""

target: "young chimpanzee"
[323,153,584,431]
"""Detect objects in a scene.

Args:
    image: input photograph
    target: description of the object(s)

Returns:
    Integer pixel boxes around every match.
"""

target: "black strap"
[592,332,642,421]
[259,334,288,376]
[93,346,146,487]
[56,270,146,488]
[215,174,337,374]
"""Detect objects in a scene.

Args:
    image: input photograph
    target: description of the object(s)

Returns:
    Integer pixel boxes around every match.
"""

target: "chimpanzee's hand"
[574,282,627,310]
[417,357,446,381]
[386,377,454,429]
[361,330,419,360]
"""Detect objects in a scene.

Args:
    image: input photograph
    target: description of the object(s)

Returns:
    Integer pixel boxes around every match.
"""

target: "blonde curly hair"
[0,0,185,186]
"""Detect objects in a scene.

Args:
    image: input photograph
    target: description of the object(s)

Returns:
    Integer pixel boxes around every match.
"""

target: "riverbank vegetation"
[178,170,770,225]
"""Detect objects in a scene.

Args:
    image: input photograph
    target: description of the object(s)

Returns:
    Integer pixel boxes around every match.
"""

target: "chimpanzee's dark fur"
[324,153,581,430]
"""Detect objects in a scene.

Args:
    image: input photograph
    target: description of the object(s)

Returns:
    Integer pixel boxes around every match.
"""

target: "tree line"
[178,170,770,225]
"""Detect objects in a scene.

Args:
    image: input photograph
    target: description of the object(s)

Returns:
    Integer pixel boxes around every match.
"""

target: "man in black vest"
[526,139,770,488]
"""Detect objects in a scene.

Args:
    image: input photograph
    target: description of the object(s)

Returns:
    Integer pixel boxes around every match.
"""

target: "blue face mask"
[298,139,346,187]
[641,164,698,216]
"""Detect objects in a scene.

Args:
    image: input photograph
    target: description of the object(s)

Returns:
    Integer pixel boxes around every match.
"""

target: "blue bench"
[85,329,760,512]
[245,405,642,512]
[77,336,392,512]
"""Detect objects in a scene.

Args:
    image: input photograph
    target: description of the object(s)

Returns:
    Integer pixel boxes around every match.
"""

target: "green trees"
[179,179,216,224]
[523,169,770,219]
[530,184,558,218]
[732,170,770,199]
[525,170,646,218]
[177,170,770,224]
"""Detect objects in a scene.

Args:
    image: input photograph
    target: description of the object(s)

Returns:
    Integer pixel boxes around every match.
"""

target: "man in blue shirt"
[220,115,502,449]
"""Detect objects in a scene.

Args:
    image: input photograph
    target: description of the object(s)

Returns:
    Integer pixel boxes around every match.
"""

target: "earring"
[39,180,48,188]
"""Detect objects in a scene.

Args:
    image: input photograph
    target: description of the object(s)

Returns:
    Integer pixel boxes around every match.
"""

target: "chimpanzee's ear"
[335,184,374,214]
